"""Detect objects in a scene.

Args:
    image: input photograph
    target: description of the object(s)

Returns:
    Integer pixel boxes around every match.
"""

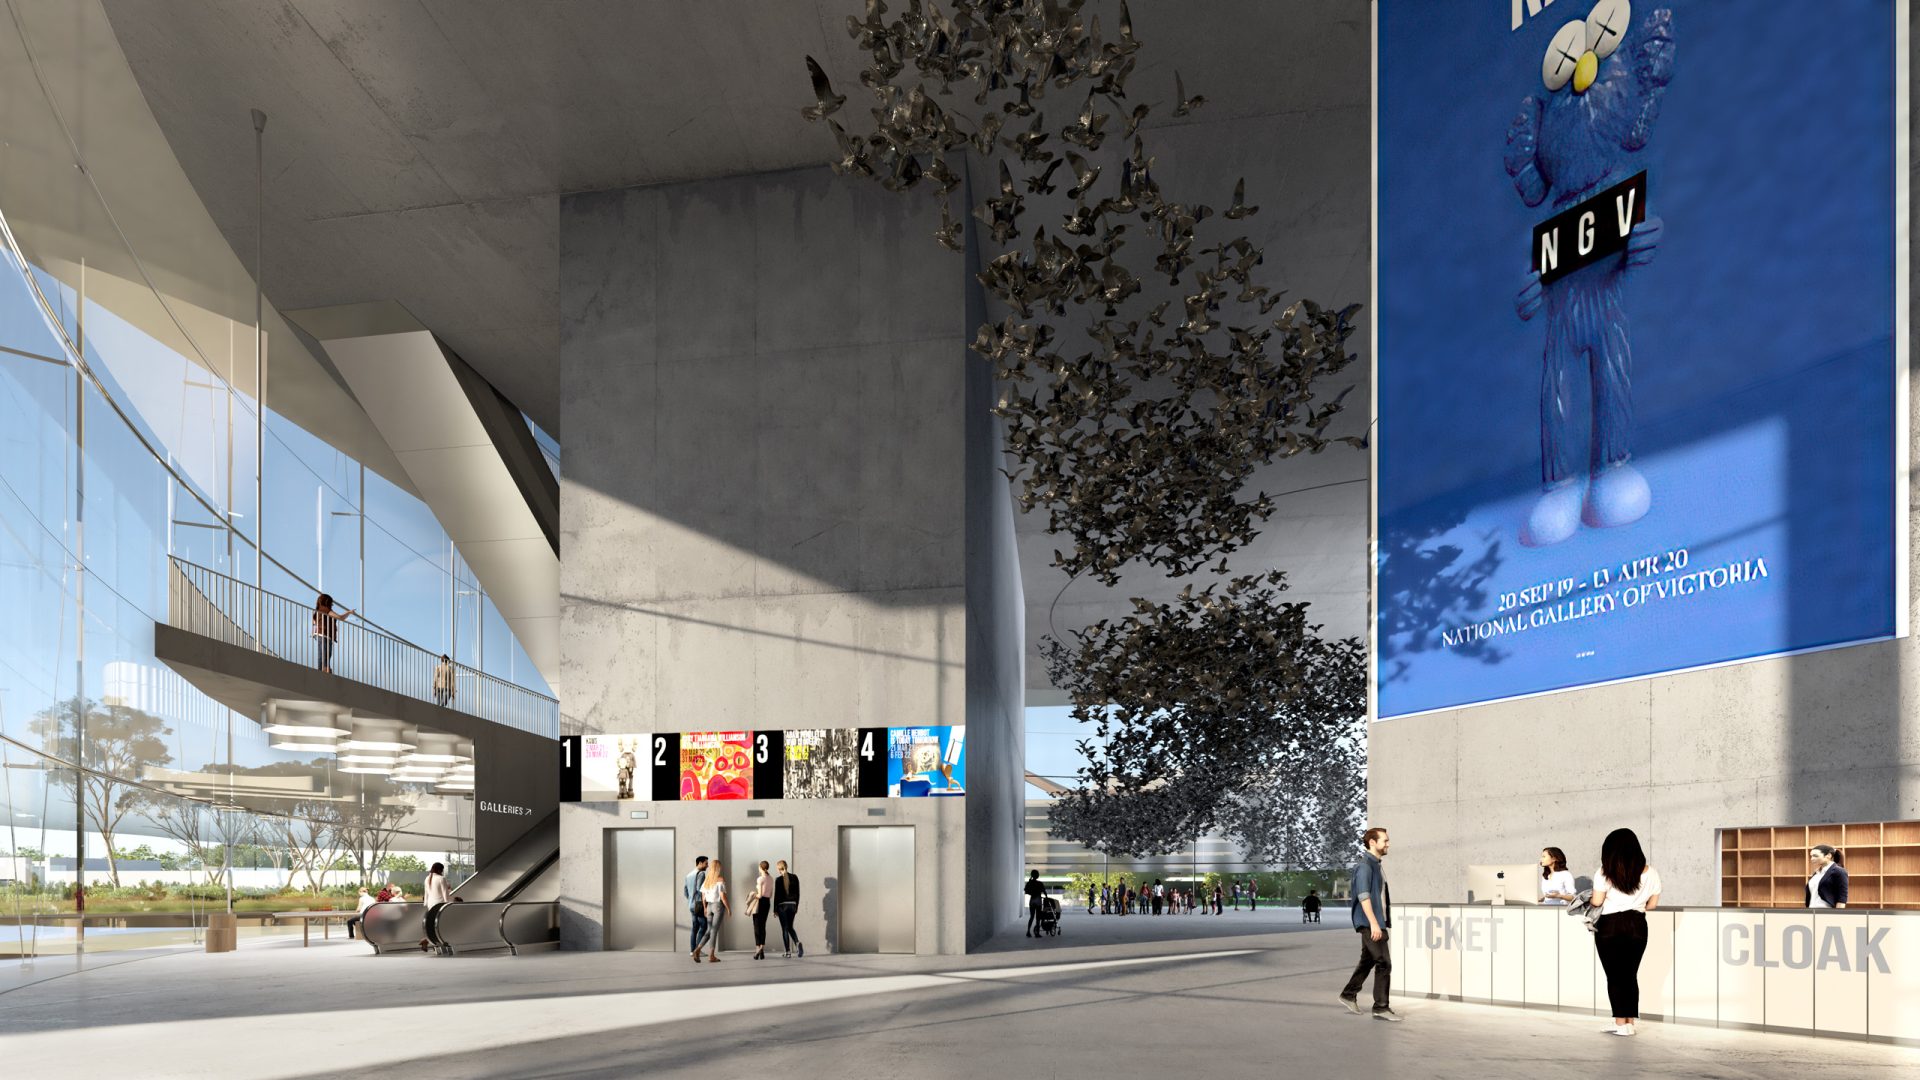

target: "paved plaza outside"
[1,907,1913,1079]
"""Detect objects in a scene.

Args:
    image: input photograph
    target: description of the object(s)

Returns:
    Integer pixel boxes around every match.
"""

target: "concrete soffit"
[292,304,560,692]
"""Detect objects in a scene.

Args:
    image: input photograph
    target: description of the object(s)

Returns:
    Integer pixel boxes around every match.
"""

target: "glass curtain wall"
[0,0,520,956]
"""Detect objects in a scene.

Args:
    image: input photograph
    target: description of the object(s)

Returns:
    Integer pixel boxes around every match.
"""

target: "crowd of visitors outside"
[1069,872,1339,917]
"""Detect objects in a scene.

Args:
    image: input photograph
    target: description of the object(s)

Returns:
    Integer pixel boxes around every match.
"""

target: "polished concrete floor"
[1,908,1914,1079]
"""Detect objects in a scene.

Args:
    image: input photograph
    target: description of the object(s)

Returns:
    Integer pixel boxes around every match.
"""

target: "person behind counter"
[1806,844,1849,909]
[1539,846,1576,905]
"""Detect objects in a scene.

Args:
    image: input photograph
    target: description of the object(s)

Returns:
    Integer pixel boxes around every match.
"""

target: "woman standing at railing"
[433,654,456,708]
[312,593,353,674]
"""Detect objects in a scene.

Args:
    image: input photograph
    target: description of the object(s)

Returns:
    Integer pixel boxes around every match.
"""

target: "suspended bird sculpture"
[803,56,846,121]
[799,0,1361,584]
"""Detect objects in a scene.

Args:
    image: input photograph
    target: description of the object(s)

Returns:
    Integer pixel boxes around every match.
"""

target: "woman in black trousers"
[1590,828,1662,1037]
[773,859,805,958]
[751,860,774,959]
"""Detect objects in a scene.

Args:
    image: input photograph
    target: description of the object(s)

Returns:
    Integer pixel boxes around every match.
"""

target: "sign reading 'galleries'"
[1373,1,1903,718]
[559,726,966,803]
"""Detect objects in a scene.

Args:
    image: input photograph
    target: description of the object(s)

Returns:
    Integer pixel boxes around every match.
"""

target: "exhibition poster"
[887,726,966,796]
[784,728,861,798]
[579,734,649,801]
[1374,0,1902,717]
[679,731,752,800]
[559,726,969,801]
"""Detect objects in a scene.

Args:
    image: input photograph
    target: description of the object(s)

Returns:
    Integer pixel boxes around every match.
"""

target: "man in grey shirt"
[1339,827,1402,1021]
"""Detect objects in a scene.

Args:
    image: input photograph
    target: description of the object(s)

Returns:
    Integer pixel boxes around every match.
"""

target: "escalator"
[363,810,560,956]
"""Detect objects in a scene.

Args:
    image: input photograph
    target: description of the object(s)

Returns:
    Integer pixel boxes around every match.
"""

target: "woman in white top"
[1538,846,1576,904]
[751,860,774,960]
[699,860,731,962]
[418,861,452,953]
[1590,829,1661,1036]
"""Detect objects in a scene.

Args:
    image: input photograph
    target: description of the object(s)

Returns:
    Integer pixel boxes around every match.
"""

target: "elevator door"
[605,829,676,951]
[838,826,915,954]
[719,827,794,952]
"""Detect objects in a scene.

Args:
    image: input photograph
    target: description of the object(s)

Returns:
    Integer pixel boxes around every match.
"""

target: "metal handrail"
[498,899,559,955]
[167,556,558,738]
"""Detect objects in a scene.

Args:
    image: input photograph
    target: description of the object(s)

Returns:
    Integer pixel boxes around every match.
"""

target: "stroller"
[1035,894,1063,937]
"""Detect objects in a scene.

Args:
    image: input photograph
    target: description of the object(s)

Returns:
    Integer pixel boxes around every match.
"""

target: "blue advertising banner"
[887,726,966,797]
[1375,1,1903,718]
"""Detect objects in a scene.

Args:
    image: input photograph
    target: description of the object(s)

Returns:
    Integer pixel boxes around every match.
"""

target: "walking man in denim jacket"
[686,855,710,961]
[1339,827,1402,1021]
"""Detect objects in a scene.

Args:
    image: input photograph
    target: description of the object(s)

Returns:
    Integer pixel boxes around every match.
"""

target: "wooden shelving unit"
[1719,820,1920,910]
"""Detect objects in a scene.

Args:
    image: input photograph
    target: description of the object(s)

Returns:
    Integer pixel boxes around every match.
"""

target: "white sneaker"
[1611,1025,1636,1037]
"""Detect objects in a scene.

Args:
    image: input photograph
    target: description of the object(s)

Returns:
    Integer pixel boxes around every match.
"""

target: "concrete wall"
[1370,70,1920,902]
[556,164,1023,952]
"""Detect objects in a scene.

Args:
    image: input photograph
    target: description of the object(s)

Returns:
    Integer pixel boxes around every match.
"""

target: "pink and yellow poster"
[679,731,752,800]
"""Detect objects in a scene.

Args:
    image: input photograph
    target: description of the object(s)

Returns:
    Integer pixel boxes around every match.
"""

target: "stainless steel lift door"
[837,826,916,954]
[719,827,793,952]
[604,829,676,951]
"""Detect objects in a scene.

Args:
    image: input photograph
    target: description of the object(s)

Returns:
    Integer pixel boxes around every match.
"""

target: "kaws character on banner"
[1505,0,1674,546]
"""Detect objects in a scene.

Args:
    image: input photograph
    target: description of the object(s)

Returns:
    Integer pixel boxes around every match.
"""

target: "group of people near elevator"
[683,855,805,961]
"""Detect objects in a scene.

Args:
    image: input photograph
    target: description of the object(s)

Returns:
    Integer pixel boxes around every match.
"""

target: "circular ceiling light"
[338,753,402,765]
[339,765,394,775]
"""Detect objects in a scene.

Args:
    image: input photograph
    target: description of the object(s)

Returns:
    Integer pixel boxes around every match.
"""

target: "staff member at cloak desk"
[1805,844,1849,908]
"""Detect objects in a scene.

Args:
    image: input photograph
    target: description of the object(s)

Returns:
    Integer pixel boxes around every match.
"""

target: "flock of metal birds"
[804,0,1362,588]
[1038,568,1369,852]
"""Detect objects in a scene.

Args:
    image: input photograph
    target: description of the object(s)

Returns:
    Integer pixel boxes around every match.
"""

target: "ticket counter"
[1388,904,1920,1043]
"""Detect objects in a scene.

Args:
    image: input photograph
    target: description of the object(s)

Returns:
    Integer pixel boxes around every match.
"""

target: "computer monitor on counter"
[1466,864,1543,904]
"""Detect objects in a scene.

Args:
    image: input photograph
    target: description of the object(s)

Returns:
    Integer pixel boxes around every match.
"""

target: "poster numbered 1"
[855,727,890,798]
[558,734,582,803]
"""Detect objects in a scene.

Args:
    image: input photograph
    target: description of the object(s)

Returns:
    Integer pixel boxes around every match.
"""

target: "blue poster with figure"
[1374,0,1904,718]
[886,726,965,797]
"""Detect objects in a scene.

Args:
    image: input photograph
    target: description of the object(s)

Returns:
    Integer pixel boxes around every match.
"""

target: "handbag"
[746,894,761,916]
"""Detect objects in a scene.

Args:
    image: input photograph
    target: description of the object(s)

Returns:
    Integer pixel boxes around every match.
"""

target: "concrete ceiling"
[99,0,1372,701]
[99,0,1366,435]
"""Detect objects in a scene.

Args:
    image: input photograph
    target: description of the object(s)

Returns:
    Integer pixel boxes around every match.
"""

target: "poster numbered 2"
[649,732,680,801]
[855,727,889,798]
